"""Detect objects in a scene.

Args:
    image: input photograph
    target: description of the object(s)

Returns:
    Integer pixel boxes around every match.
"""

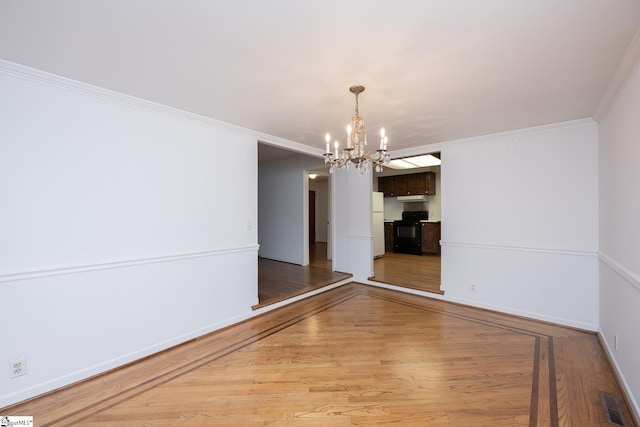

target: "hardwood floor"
[371,251,442,294]
[258,243,443,309]
[3,283,634,426]
[257,242,351,308]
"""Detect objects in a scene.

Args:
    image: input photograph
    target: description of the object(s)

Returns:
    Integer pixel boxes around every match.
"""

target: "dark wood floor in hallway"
[4,283,634,426]
[257,242,351,308]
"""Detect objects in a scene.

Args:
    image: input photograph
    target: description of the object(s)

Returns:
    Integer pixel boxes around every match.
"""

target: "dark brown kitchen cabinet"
[378,176,396,197]
[394,175,410,195]
[378,172,436,197]
[413,172,435,195]
[406,172,435,195]
[384,222,394,252]
[421,222,441,254]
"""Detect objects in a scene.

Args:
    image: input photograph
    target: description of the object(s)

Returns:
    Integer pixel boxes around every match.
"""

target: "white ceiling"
[1,1,639,152]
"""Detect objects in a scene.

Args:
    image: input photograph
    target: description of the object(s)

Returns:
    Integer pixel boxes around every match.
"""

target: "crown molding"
[0,59,322,158]
[0,59,233,129]
[594,26,640,120]
[390,117,596,159]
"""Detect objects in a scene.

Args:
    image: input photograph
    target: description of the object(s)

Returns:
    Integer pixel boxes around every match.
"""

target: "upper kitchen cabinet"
[378,176,397,197]
[378,172,436,197]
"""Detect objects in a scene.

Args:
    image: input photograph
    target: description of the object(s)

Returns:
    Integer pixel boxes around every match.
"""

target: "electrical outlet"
[10,358,26,378]
[470,283,476,292]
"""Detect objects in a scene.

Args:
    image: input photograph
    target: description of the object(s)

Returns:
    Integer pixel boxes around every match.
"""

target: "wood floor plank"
[371,251,442,294]
[259,243,442,308]
[257,242,351,308]
[3,283,635,426]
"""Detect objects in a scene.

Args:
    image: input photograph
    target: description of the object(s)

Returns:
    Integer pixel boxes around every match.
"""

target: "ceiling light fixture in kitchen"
[323,85,390,174]
[387,154,441,170]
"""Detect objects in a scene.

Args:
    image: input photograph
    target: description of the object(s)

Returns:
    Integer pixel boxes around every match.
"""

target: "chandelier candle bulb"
[325,133,330,153]
[334,140,339,157]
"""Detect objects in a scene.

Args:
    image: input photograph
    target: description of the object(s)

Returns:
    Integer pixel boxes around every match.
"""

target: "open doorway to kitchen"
[369,152,442,295]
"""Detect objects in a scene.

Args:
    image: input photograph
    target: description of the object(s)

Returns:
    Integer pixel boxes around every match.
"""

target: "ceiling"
[1,1,639,153]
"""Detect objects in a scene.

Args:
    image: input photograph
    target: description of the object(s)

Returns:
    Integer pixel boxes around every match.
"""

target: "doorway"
[370,157,442,294]
[256,171,349,309]
[308,169,332,261]
[309,190,315,243]
[257,143,347,308]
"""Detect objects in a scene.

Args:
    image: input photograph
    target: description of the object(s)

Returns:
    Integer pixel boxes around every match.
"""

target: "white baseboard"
[0,309,255,409]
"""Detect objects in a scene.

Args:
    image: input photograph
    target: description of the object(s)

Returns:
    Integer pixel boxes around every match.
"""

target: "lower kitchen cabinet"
[421,222,441,254]
[384,222,394,252]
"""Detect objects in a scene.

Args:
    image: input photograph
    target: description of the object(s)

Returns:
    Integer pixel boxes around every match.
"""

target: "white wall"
[0,63,259,407]
[332,168,374,279]
[598,52,640,417]
[439,120,599,330]
[258,153,324,264]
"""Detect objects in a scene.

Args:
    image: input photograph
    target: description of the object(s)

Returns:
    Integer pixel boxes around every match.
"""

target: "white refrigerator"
[372,192,385,258]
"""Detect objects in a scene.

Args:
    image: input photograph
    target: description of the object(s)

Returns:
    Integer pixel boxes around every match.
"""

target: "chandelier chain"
[354,91,359,117]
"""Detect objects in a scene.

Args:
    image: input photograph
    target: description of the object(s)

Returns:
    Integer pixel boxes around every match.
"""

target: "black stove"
[393,211,428,255]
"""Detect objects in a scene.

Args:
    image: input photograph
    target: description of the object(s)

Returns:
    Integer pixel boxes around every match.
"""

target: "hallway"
[257,243,351,308]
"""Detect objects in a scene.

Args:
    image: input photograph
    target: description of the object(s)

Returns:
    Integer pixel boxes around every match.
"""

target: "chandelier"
[323,85,390,174]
